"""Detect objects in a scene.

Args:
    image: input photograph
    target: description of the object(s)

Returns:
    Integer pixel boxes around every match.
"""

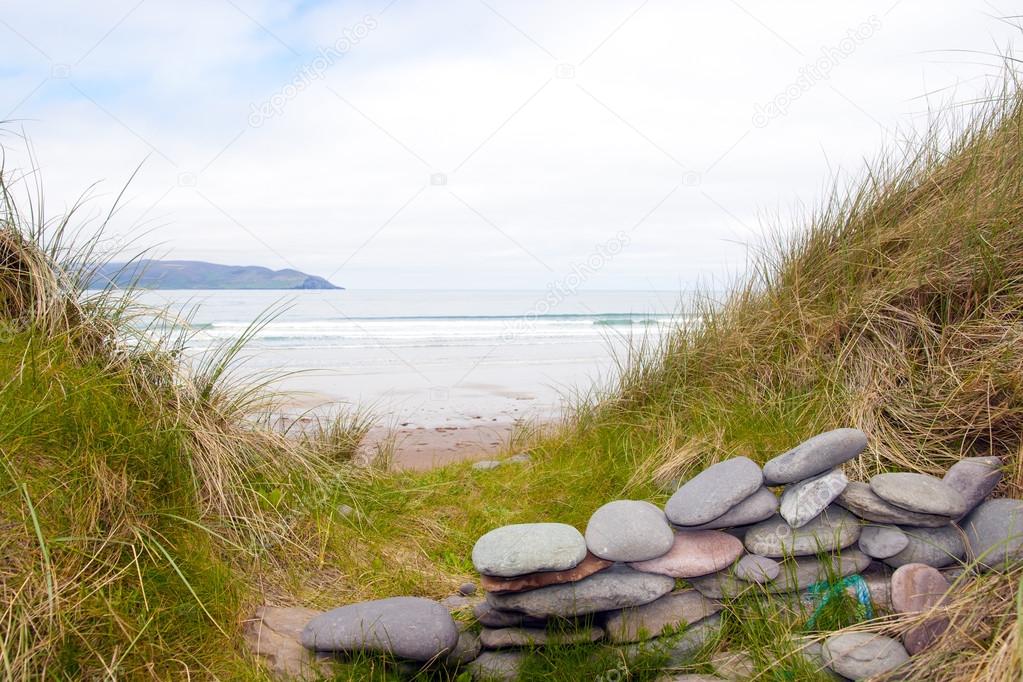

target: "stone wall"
[248,429,1023,680]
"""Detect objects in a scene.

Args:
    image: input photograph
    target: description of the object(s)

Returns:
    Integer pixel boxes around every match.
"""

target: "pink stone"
[628,529,744,578]
[891,563,951,654]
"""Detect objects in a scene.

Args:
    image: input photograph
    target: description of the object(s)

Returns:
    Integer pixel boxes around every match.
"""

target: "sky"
[0,0,1019,289]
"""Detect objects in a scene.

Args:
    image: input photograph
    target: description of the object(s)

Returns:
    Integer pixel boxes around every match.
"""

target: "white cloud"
[0,0,1017,288]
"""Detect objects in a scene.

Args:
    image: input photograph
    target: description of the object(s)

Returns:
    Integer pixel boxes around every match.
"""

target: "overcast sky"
[1,1,1018,289]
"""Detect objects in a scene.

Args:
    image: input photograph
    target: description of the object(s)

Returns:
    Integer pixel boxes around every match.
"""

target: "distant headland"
[88,260,342,290]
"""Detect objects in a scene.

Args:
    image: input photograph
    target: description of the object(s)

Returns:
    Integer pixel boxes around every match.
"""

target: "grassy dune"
[2,77,1023,680]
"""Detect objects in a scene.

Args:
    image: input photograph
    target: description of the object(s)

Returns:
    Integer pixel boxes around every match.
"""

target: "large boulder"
[762,428,867,485]
[585,500,674,562]
[472,523,586,577]
[300,597,458,662]
[665,457,763,526]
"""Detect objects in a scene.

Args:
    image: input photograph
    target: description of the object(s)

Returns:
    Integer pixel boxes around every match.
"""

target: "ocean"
[135,289,682,428]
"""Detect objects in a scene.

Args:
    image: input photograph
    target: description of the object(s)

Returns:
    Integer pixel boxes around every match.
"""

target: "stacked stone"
[469,503,732,675]
[463,430,1023,680]
[267,429,1023,682]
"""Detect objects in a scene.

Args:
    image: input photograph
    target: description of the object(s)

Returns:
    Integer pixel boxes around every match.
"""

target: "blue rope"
[804,573,873,630]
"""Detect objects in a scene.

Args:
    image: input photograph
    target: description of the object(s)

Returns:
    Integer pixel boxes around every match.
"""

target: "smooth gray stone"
[944,456,1002,519]
[762,428,867,485]
[459,582,478,596]
[691,487,779,530]
[665,457,764,526]
[485,564,674,618]
[622,613,723,667]
[445,631,482,665]
[468,651,524,681]
[733,554,780,583]
[793,637,846,681]
[858,524,908,559]
[472,523,586,577]
[300,597,458,661]
[585,499,674,562]
[472,602,545,629]
[883,525,966,569]
[472,460,502,471]
[744,506,860,558]
[691,550,870,598]
[961,498,1023,570]
[869,473,967,518]
[506,453,532,464]
[479,625,603,649]
[604,589,722,643]
[836,481,951,527]
[822,632,909,680]
[780,469,849,528]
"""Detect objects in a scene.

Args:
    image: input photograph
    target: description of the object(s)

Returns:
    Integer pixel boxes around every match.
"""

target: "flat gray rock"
[585,499,674,562]
[472,602,545,629]
[300,597,458,662]
[467,651,524,681]
[762,428,867,485]
[836,481,951,527]
[744,506,860,557]
[485,564,674,618]
[944,456,1002,519]
[691,486,779,529]
[858,524,909,559]
[884,525,966,569]
[691,550,870,598]
[870,472,967,518]
[733,554,780,583]
[472,523,586,577]
[961,498,1023,570]
[665,457,763,526]
[479,625,603,649]
[822,632,909,680]
[604,589,722,643]
[472,460,502,471]
[780,469,848,528]
[622,613,723,667]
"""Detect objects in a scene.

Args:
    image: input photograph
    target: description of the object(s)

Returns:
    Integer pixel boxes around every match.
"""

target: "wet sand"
[360,421,518,470]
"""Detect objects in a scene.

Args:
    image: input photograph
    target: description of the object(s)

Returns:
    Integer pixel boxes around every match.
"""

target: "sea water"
[134,289,683,426]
